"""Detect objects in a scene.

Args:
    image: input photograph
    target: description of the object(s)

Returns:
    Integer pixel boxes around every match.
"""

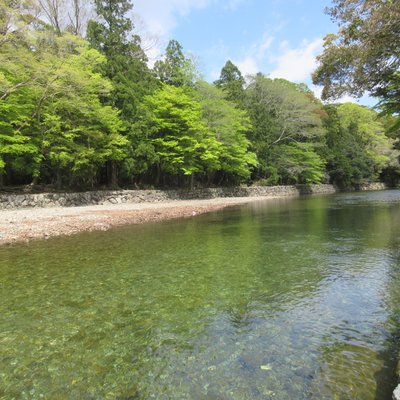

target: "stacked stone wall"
[0,184,339,210]
[0,182,390,210]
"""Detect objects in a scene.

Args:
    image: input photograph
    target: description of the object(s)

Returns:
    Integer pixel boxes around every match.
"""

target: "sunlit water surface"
[1,190,400,399]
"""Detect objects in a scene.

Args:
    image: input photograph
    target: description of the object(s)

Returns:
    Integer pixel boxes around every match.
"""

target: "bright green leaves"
[313,0,400,119]
[142,85,219,178]
[244,75,325,184]
[0,23,128,186]
[196,82,257,180]
[0,48,40,177]
[323,103,396,187]
[274,143,325,185]
[37,35,129,187]
[1,0,398,189]
[141,83,257,184]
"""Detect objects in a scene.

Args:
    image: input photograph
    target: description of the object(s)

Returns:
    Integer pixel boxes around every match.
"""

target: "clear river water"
[1,190,400,399]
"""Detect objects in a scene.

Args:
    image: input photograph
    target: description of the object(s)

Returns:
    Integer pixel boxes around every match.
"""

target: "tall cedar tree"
[154,40,198,87]
[214,60,245,106]
[87,0,157,186]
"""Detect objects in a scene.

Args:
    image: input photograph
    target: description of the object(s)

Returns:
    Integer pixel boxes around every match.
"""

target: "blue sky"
[133,0,372,105]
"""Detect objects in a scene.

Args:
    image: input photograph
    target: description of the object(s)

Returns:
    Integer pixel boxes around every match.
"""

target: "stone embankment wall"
[0,184,335,210]
[0,182,390,210]
[356,182,388,191]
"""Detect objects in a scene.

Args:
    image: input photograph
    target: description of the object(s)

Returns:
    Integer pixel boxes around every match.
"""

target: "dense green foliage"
[0,0,399,189]
[244,74,326,184]
[214,60,246,105]
[313,0,400,127]
[154,40,199,88]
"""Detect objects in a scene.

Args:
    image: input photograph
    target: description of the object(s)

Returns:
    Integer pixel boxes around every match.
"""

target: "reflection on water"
[1,190,400,399]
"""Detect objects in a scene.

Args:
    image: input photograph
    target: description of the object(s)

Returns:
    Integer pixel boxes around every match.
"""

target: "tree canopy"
[244,75,326,184]
[0,0,398,189]
[214,60,245,105]
[313,0,400,118]
[154,40,199,88]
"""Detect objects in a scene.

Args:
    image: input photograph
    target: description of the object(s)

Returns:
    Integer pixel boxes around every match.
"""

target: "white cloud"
[253,33,274,60]
[311,84,375,106]
[269,38,323,82]
[231,33,274,78]
[332,94,360,104]
[225,0,250,11]
[235,57,259,77]
[134,0,212,38]
[133,0,214,63]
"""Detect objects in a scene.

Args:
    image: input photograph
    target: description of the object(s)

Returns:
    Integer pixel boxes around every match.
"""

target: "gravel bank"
[0,197,263,246]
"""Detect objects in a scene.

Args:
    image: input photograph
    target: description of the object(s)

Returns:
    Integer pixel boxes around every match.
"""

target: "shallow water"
[1,190,400,399]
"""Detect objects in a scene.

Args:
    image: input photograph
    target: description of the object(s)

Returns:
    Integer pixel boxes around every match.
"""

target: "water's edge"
[0,183,388,210]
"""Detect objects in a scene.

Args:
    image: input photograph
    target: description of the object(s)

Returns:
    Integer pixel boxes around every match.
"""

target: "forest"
[1,0,399,190]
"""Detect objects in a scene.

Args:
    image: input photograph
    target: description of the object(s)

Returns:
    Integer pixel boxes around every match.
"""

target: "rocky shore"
[0,197,271,246]
[0,185,338,245]
[0,183,388,246]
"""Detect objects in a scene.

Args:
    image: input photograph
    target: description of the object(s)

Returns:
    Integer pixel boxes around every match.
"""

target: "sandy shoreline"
[0,196,265,246]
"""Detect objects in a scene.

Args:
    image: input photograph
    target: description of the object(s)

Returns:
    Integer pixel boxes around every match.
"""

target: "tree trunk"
[155,164,161,187]
[207,171,215,187]
[190,173,194,190]
[55,169,62,190]
[108,160,119,189]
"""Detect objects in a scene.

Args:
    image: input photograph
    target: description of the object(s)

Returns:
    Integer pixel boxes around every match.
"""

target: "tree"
[0,0,128,188]
[195,81,257,184]
[38,0,63,34]
[274,143,325,184]
[141,85,222,187]
[0,0,41,47]
[336,103,392,175]
[245,74,325,183]
[87,0,157,185]
[0,1,44,185]
[312,0,400,116]
[322,103,394,187]
[214,60,245,105]
[87,0,155,112]
[67,0,88,35]
[153,39,199,87]
[0,83,40,186]
[36,0,91,36]
[37,35,128,188]
[87,0,133,53]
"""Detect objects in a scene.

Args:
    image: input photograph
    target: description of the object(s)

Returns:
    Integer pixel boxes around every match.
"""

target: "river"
[1,190,399,399]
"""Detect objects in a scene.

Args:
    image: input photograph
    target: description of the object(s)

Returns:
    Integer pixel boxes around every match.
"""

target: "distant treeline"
[1,0,399,190]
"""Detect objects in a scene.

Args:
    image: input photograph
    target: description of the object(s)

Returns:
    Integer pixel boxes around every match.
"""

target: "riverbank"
[0,197,271,245]
[0,183,389,246]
